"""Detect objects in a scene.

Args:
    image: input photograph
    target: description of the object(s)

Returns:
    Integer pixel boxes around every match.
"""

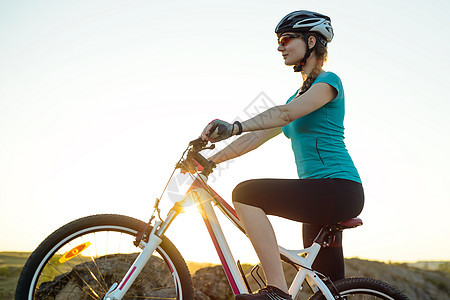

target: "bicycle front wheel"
[15,214,194,300]
[310,277,409,300]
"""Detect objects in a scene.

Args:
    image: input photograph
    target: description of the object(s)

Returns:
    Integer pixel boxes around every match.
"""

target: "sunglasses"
[277,34,302,47]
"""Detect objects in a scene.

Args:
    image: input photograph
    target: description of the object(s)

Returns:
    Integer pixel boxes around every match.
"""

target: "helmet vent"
[300,19,321,25]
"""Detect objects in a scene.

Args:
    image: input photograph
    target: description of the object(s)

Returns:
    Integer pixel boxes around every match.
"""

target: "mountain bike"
[15,137,410,299]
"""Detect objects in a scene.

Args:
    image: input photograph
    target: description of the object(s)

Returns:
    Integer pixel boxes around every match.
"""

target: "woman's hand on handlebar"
[201,119,234,143]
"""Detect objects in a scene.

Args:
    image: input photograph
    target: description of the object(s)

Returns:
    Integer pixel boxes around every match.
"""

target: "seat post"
[313,218,363,247]
[313,225,338,248]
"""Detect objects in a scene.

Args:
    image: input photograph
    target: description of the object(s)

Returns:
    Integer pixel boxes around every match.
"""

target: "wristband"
[233,121,243,135]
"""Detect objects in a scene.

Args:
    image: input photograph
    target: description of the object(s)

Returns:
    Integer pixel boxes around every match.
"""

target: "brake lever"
[189,137,207,147]
[188,137,216,151]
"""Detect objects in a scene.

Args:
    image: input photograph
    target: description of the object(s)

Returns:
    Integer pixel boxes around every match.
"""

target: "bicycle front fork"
[103,206,182,300]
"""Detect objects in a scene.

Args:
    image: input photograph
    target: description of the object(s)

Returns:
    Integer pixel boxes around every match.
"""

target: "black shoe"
[235,285,292,300]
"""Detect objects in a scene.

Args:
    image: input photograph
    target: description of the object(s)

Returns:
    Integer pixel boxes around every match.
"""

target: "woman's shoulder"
[316,71,342,84]
[314,71,344,101]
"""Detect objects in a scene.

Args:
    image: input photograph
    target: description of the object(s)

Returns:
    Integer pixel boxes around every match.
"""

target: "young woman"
[200,10,364,300]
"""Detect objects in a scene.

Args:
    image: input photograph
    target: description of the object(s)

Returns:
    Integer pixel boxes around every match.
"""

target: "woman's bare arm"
[209,127,282,164]
[240,82,337,131]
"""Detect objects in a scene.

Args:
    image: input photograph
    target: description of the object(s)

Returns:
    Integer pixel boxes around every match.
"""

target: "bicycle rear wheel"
[309,277,409,300]
[15,214,193,300]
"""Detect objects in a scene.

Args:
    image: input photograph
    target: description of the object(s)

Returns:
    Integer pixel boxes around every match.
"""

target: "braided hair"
[299,33,328,94]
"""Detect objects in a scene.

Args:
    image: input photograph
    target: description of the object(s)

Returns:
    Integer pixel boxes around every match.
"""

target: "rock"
[194,288,211,300]
[192,265,234,300]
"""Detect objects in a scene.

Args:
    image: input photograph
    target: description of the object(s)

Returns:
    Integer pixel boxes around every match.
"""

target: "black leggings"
[232,178,364,281]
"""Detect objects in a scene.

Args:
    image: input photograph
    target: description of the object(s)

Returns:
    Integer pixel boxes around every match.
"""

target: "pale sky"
[1,0,449,264]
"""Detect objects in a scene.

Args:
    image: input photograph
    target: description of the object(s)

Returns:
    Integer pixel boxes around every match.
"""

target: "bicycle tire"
[15,214,194,300]
[309,277,409,300]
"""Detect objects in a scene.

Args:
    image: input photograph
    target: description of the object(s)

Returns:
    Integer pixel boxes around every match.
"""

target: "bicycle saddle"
[337,218,363,229]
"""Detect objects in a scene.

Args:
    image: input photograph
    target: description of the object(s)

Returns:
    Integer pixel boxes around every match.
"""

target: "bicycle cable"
[149,145,191,222]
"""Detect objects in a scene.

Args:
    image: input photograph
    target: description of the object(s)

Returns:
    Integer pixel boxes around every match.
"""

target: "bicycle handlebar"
[176,138,217,177]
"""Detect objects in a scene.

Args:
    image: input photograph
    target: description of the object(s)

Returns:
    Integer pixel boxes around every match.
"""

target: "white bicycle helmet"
[275,10,334,45]
[275,10,333,72]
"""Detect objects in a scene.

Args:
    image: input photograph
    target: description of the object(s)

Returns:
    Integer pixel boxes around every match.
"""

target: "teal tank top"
[282,71,361,183]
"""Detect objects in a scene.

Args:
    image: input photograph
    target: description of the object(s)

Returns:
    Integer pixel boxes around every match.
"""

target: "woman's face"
[277,32,307,66]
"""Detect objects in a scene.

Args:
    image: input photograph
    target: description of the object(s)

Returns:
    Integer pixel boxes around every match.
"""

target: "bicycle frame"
[105,174,336,300]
